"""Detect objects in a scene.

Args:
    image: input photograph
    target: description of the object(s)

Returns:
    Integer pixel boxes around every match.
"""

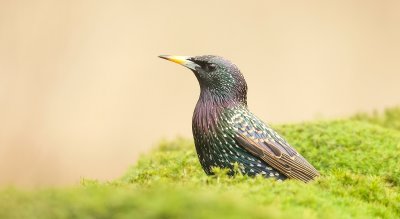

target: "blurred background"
[0,0,399,187]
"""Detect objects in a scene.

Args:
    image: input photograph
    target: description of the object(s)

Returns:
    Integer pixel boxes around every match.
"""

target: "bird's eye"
[193,60,216,72]
[204,63,216,72]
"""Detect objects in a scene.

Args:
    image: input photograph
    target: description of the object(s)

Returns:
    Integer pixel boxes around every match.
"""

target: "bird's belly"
[193,136,287,180]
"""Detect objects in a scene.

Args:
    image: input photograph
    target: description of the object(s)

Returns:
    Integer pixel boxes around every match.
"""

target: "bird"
[159,55,319,182]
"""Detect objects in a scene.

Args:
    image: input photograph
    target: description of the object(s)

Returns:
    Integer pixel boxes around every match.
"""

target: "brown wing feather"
[235,133,319,183]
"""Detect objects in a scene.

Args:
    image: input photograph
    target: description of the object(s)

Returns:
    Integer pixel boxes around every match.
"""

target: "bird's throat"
[192,89,241,134]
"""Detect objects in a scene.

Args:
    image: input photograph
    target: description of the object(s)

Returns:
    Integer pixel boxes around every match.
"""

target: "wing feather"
[235,126,319,183]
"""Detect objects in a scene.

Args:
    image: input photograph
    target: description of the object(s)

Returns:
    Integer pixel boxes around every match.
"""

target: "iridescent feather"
[160,55,319,182]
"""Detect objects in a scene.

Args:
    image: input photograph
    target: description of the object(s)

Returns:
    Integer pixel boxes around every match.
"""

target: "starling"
[159,55,319,182]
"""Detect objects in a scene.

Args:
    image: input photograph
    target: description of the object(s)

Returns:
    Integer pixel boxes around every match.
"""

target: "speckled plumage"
[160,55,319,182]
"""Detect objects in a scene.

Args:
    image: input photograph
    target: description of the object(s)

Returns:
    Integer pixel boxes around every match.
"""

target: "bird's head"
[159,55,247,104]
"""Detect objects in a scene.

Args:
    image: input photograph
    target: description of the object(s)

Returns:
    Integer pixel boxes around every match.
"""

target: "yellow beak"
[159,55,199,70]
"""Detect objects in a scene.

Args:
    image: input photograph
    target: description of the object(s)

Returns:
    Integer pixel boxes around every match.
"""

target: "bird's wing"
[233,120,319,182]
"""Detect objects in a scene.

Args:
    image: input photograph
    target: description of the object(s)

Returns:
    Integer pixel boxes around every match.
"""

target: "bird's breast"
[192,102,220,135]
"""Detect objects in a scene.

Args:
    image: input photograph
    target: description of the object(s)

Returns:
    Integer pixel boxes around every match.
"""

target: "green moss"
[352,107,400,131]
[1,109,400,219]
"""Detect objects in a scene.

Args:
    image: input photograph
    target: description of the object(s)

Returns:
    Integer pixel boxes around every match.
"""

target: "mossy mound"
[1,108,400,219]
[352,107,400,131]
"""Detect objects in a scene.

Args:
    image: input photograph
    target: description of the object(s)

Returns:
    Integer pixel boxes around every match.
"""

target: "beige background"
[0,0,399,186]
